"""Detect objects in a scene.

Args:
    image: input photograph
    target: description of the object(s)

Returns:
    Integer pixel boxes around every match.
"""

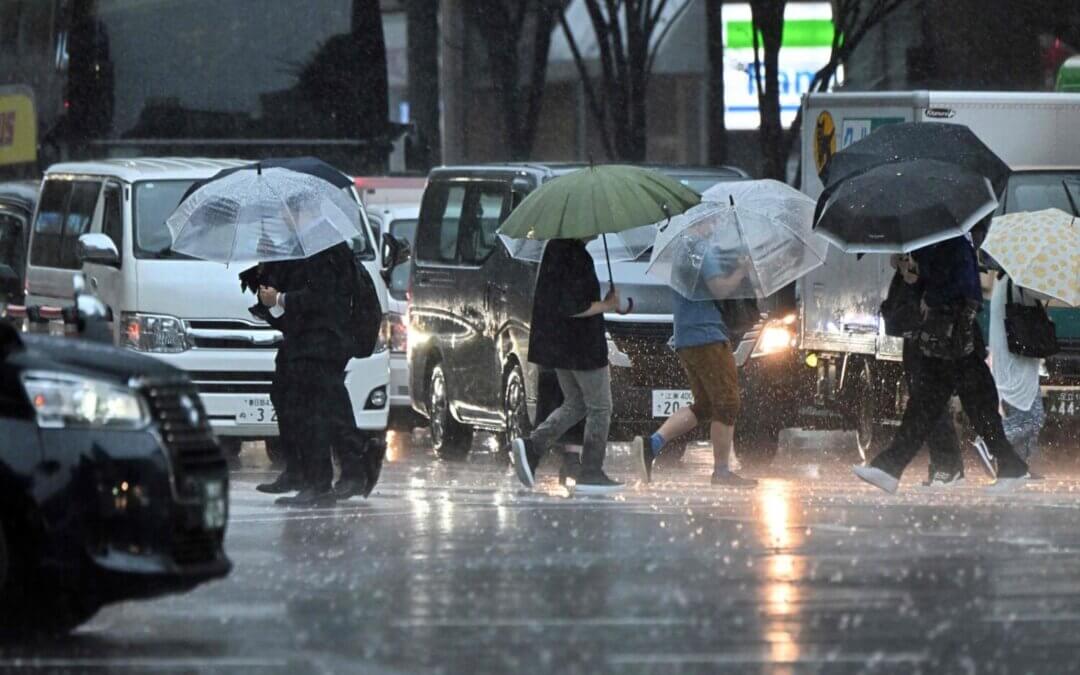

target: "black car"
[0,181,36,304]
[407,163,756,459]
[0,313,230,635]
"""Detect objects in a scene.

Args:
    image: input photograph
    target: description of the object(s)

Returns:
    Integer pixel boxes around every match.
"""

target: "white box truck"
[758,91,1080,457]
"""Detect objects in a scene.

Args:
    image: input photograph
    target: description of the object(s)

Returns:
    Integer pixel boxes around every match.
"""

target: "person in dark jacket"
[888,254,964,487]
[258,242,377,505]
[509,238,623,495]
[855,236,1030,493]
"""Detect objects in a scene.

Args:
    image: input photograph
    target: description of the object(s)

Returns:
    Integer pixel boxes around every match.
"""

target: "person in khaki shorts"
[633,250,757,487]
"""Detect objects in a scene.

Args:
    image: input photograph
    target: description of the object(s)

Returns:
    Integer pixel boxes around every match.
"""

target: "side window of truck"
[57,181,102,270]
[30,180,71,268]
[101,183,124,256]
[416,183,466,265]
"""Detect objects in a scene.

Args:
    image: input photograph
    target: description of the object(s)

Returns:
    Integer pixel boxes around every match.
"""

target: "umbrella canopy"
[814,159,999,254]
[497,165,699,240]
[982,208,1080,306]
[499,223,655,263]
[820,122,1011,199]
[648,180,827,300]
[180,156,354,202]
[166,166,363,264]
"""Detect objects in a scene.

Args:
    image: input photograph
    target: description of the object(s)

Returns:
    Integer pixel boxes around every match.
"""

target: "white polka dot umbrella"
[982,208,1080,307]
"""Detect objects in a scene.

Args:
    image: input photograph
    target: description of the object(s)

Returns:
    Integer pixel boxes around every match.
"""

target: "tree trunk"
[705,0,727,165]
[750,0,786,180]
[405,0,441,169]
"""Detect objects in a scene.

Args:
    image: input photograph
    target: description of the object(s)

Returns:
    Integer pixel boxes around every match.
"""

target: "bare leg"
[711,421,735,472]
[655,406,699,446]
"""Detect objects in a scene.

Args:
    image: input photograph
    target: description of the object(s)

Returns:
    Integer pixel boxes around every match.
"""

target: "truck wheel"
[219,438,244,459]
[428,364,472,460]
[496,364,530,453]
[265,438,286,466]
[854,362,878,463]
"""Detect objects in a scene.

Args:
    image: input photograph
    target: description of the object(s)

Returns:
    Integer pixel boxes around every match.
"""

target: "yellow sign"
[813,110,836,175]
[0,88,37,167]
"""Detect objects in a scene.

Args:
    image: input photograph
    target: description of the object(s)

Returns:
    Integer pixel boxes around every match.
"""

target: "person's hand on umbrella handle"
[259,285,280,308]
[605,285,634,315]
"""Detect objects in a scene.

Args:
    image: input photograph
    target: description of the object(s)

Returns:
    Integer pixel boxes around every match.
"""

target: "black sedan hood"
[8,333,181,383]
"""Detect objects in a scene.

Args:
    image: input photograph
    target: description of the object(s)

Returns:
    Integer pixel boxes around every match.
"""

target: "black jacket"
[527,239,607,371]
[274,244,357,365]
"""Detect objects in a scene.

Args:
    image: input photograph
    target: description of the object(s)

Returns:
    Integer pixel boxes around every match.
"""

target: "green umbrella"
[498,165,700,294]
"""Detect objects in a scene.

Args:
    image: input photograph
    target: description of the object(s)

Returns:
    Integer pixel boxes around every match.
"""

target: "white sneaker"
[852,465,899,494]
[972,437,997,479]
[511,438,535,489]
[985,473,1031,493]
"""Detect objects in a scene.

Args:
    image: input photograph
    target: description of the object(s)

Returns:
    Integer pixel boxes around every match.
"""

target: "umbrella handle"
[616,297,634,315]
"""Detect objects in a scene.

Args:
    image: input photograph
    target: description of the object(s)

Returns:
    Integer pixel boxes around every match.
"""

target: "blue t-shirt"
[671,250,731,349]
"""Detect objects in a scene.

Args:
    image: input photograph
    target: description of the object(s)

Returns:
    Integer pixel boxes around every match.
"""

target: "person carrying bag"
[1003,278,1059,358]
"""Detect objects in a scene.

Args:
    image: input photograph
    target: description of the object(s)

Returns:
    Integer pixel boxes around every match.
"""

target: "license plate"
[202,480,227,530]
[1047,391,1079,417]
[235,397,277,424]
[652,390,694,417]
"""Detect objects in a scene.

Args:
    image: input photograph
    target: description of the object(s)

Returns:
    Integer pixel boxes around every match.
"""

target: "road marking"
[0,657,287,669]
[608,650,930,665]
[392,617,695,628]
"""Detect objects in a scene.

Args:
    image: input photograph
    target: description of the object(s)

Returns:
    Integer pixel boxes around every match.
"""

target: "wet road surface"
[5,429,1080,674]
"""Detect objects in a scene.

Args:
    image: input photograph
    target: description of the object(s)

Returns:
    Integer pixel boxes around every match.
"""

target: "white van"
[25,157,394,457]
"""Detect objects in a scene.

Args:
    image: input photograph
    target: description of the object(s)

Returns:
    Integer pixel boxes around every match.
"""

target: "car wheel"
[265,438,286,466]
[496,364,530,452]
[428,364,472,460]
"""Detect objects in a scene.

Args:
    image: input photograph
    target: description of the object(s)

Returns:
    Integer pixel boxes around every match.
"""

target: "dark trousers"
[286,358,373,490]
[872,348,1028,479]
[902,341,962,475]
[270,359,302,478]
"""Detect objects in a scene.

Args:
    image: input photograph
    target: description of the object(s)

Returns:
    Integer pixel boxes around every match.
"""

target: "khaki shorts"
[676,341,740,426]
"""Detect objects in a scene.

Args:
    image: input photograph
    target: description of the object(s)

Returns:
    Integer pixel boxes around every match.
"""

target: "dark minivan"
[407,163,756,459]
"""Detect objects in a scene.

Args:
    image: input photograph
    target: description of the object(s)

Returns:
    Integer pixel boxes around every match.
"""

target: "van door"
[0,203,29,301]
[82,180,125,337]
[27,178,103,305]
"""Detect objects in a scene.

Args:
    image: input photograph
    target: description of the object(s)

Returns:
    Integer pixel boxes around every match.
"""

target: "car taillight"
[389,312,408,353]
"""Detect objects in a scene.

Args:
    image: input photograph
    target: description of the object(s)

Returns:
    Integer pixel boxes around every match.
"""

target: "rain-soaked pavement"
[5,428,1080,674]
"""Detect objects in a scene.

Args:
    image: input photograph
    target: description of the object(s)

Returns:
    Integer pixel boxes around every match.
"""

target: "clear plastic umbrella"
[166,167,362,264]
[647,180,828,300]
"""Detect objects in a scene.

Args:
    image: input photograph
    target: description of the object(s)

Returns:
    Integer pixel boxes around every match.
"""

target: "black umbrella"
[180,156,354,202]
[814,159,999,254]
[819,122,1011,201]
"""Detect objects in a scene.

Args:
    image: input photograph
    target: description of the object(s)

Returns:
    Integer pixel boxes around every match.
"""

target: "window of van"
[416,182,508,266]
[133,180,194,259]
[31,179,101,269]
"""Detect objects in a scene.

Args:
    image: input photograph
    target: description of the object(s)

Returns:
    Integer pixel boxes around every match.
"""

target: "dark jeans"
[902,341,962,475]
[872,348,1028,479]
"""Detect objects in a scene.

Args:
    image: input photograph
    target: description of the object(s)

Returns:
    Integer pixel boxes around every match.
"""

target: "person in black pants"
[855,237,1029,493]
[258,243,374,506]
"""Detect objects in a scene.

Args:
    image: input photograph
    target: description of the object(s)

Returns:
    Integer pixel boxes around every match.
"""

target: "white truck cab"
[25,157,392,456]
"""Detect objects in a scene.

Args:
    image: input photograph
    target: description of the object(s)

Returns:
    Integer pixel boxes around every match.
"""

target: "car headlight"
[22,372,150,429]
[752,314,797,358]
[373,314,391,353]
[388,312,408,353]
[121,312,190,353]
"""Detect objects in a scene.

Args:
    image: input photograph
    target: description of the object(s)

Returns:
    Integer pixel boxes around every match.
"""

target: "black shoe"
[574,470,624,496]
[633,436,654,484]
[921,468,964,488]
[711,470,757,488]
[558,453,581,487]
[256,472,304,494]
[511,438,540,489]
[332,476,369,501]
[275,487,337,507]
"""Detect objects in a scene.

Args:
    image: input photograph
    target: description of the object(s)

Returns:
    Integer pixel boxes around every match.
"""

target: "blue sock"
[649,433,665,457]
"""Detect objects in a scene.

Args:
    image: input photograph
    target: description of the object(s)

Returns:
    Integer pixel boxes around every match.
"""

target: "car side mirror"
[0,264,20,298]
[77,233,120,267]
[381,235,411,272]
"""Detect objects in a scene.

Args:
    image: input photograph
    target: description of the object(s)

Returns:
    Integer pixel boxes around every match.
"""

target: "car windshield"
[388,218,418,299]
[1004,171,1080,215]
[134,179,374,260]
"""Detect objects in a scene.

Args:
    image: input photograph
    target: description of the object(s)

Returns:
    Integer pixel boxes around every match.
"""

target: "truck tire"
[265,438,286,466]
[219,438,244,459]
[428,364,472,460]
